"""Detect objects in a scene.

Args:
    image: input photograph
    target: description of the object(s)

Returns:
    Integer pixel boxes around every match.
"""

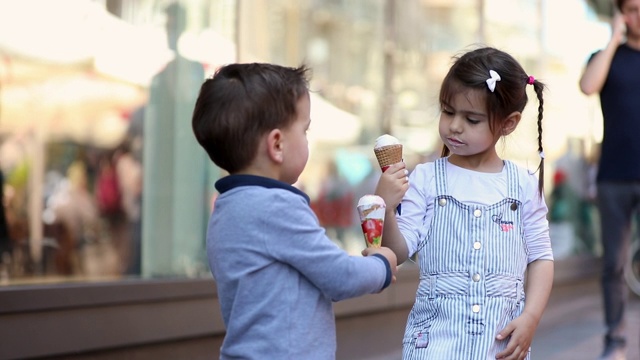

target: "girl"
[377,47,554,360]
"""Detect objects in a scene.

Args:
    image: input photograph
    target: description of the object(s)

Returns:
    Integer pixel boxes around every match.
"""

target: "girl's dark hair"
[192,63,311,174]
[439,47,546,196]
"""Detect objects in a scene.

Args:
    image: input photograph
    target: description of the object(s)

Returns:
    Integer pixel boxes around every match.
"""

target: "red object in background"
[311,191,354,228]
[95,161,122,215]
[553,169,567,185]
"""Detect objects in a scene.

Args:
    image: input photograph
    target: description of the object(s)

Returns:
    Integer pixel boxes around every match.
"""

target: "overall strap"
[434,157,448,196]
[504,160,520,200]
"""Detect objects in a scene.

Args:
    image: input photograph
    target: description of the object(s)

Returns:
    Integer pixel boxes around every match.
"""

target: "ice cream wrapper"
[357,195,386,248]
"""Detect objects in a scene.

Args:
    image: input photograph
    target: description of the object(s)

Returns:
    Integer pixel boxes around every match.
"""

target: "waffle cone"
[374,144,403,169]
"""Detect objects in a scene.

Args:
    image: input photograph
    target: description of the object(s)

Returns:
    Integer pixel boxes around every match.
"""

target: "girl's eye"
[467,119,480,125]
[442,109,454,115]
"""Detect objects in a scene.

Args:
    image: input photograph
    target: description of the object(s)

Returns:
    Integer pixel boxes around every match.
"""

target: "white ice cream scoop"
[357,194,386,208]
[374,134,401,149]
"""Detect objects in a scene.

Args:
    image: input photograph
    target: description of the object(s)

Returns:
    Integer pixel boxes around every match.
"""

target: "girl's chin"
[448,150,477,158]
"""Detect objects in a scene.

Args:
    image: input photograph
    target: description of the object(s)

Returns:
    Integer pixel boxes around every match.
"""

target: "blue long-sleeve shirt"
[209,175,392,360]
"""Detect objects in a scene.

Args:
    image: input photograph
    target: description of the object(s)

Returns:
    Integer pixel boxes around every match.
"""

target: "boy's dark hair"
[616,0,626,11]
[439,46,546,195]
[192,63,311,174]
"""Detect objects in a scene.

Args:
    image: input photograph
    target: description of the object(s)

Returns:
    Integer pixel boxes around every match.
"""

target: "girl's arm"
[374,162,410,263]
[522,259,554,327]
[496,259,554,359]
[380,206,409,264]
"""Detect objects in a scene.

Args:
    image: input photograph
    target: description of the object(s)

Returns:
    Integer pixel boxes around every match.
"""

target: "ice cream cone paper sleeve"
[357,195,386,248]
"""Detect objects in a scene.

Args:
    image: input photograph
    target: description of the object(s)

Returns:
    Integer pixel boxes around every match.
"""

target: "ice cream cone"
[373,134,404,215]
[357,195,386,248]
[374,144,403,171]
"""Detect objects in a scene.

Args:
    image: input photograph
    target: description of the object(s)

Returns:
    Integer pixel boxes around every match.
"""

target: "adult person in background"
[114,139,142,275]
[0,168,11,276]
[579,1,640,359]
[121,107,144,275]
[311,160,354,246]
[143,1,209,276]
[50,161,99,275]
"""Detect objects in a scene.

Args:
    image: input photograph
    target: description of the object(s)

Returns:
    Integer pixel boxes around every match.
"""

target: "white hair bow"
[486,70,501,93]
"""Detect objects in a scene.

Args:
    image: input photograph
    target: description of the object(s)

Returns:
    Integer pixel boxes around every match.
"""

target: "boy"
[192,63,398,360]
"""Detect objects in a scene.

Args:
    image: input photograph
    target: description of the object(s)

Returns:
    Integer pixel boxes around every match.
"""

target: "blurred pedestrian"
[376,47,554,359]
[49,161,99,275]
[114,139,142,275]
[579,1,640,358]
[0,168,11,274]
[192,62,397,359]
[312,160,354,245]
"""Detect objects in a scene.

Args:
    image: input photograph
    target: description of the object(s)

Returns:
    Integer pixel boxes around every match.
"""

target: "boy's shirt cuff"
[371,253,392,290]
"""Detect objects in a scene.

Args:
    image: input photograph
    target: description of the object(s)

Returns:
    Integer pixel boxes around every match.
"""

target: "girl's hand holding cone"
[374,134,404,214]
[375,162,409,216]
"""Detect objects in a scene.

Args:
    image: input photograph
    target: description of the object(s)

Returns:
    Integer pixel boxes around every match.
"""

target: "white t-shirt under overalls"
[397,157,553,359]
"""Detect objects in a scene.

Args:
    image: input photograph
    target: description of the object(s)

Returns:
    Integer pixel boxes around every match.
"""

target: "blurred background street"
[532,279,640,360]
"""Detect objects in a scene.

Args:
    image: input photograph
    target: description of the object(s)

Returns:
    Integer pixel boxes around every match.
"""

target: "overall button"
[472,273,481,282]
[473,241,482,250]
[438,198,447,207]
[511,202,518,211]
[473,209,482,217]
[472,304,481,313]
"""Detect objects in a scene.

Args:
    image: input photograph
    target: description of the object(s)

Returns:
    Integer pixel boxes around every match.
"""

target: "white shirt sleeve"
[520,171,554,262]
[397,163,436,257]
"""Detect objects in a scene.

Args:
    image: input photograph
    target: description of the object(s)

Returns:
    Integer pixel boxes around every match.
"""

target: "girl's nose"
[449,116,463,133]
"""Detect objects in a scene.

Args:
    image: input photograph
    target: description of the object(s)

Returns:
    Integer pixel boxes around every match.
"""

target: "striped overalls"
[402,158,529,360]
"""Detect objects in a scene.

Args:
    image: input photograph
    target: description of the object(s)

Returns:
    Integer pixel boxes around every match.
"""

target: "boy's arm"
[495,259,554,359]
[266,193,394,300]
[362,247,397,290]
[579,12,625,95]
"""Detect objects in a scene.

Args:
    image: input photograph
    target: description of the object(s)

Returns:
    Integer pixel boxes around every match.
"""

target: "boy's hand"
[375,162,409,211]
[362,246,398,285]
[495,312,537,360]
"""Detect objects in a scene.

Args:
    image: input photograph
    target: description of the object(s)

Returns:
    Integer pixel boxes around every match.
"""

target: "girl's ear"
[502,111,522,136]
[266,129,284,163]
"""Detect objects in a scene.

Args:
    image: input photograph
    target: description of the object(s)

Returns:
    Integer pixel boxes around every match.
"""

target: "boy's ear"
[502,111,521,136]
[266,129,284,163]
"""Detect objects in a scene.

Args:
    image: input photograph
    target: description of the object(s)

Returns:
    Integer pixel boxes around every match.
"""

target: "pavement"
[531,278,640,360]
[336,278,640,360]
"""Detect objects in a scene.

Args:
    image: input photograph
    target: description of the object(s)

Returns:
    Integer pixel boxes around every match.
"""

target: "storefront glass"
[0,0,236,284]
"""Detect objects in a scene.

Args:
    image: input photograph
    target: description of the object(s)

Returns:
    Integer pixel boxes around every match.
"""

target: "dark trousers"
[597,182,640,348]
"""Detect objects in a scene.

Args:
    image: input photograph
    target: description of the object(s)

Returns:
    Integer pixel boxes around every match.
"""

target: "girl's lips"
[447,137,464,146]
